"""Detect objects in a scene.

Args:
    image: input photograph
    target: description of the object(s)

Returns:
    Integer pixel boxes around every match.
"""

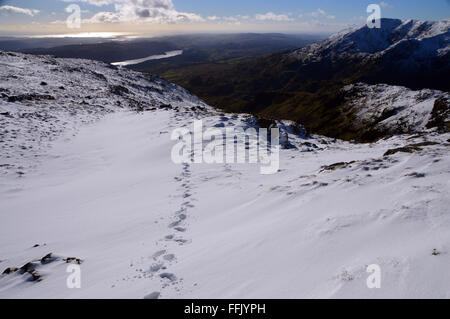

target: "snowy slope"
[1,52,450,299]
[342,83,449,135]
[290,18,450,63]
[0,50,212,178]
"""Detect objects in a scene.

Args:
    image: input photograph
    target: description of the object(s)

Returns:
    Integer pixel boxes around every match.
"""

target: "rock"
[109,85,129,96]
[41,253,58,264]
[2,267,19,275]
[144,292,160,299]
[63,257,83,264]
[426,97,450,132]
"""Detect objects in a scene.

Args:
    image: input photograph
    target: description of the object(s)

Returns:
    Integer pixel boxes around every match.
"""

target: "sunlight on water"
[111,50,184,66]
[28,32,134,39]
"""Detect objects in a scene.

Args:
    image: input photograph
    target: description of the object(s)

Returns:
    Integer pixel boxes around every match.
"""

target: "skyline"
[0,0,449,37]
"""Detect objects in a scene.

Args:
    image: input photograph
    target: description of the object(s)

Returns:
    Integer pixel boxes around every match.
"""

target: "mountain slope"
[0,50,211,177]
[291,19,450,62]
[1,52,450,299]
[169,18,449,142]
[288,18,450,91]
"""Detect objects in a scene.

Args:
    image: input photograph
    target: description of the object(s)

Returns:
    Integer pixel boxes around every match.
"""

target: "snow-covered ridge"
[290,18,450,63]
[0,50,212,177]
[343,83,450,135]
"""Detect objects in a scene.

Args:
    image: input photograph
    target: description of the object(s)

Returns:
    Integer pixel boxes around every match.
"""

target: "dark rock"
[384,142,439,156]
[426,97,450,132]
[8,94,55,103]
[2,267,19,275]
[0,112,12,118]
[19,262,34,274]
[405,172,426,178]
[41,253,58,264]
[144,292,160,299]
[255,117,277,129]
[109,85,129,96]
[320,161,356,172]
[63,257,83,264]
[432,249,441,256]
[27,269,42,282]
[91,71,107,81]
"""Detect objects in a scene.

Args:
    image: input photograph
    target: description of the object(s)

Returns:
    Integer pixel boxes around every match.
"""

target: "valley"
[0,48,449,298]
[0,13,449,300]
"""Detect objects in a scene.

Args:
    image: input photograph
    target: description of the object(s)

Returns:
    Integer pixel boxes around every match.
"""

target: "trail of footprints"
[142,115,197,299]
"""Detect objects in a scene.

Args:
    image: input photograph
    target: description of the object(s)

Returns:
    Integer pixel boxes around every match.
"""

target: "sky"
[0,0,449,37]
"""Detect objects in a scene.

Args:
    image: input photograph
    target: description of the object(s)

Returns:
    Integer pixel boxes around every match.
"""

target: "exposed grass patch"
[383,142,439,156]
[320,161,356,172]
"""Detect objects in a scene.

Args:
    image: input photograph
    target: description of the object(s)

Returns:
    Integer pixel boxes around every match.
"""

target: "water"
[111,50,183,66]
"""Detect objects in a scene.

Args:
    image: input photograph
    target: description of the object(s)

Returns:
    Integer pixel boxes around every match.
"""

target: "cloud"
[255,12,293,22]
[85,11,121,23]
[68,0,203,24]
[0,5,40,17]
[236,15,250,20]
[223,16,239,22]
[379,1,393,9]
[311,8,327,18]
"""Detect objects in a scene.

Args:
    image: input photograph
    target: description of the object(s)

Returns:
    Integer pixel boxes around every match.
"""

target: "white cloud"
[223,16,239,22]
[255,12,293,22]
[85,11,121,23]
[68,0,204,24]
[207,16,218,21]
[379,1,393,9]
[311,8,327,18]
[0,5,40,17]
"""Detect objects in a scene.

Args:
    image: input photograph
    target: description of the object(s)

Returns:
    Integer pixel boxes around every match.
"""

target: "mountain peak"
[291,18,450,62]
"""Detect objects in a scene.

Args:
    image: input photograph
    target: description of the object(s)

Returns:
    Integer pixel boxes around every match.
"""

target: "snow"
[343,83,449,134]
[0,51,211,179]
[1,51,450,299]
[1,109,450,298]
[290,18,450,63]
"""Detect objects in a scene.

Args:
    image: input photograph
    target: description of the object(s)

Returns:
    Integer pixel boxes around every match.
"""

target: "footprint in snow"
[149,263,164,273]
[152,250,166,260]
[163,254,176,261]
[168,220,182,228]
[159,273,177,282]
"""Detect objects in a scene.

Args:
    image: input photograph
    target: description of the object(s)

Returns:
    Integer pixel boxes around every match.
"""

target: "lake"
[111,50,183,66]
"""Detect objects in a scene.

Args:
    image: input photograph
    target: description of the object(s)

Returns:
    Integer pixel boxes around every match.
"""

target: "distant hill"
[164,19,449,142]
